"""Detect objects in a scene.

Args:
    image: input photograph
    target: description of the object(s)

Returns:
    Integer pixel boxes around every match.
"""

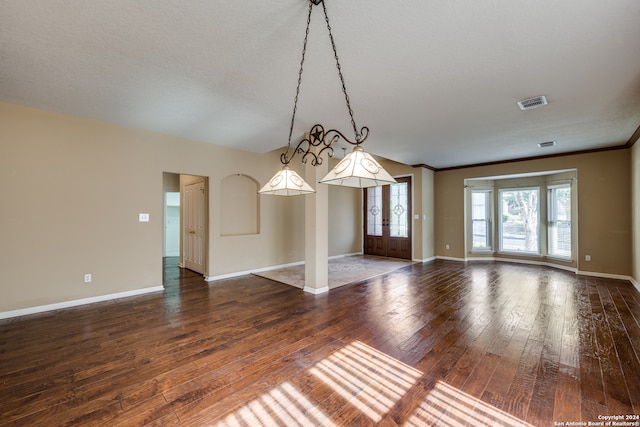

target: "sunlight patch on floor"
[213,382,336,427]
[405,381,534,426]
[309,340,422,422]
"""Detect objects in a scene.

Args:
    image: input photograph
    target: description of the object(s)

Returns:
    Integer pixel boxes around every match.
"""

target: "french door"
[364,176,412,259]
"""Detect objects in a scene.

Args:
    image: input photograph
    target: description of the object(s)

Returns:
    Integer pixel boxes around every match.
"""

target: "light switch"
[414,214,420,220]
[139,213,150,222]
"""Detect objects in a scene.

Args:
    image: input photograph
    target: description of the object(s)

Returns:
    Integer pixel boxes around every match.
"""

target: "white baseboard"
[329,252,363,260]
[463,256,496,262]
[414,256,436,263]
[205,252,364,283]
[436,256,637,288]
[205,260,304,282]
[436,256,467,262]
[442,255,579,273]
[493,257,578,273]
[576,270,633,282]
[303,286,329,295]
[0,286,165,320]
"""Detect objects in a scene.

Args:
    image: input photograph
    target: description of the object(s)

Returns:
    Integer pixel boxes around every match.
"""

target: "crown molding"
[413,143,630,173]
[626,124,640,148]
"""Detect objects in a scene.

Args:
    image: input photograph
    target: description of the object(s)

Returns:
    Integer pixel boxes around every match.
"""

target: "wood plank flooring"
[1,258,640,426]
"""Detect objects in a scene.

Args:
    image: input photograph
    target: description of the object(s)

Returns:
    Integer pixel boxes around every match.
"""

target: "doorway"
[162,172,209,278]
[364,176,412,259]
[164,192,180,257]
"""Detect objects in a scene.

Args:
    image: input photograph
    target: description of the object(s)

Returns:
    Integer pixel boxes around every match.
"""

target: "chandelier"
[259,0,396,196]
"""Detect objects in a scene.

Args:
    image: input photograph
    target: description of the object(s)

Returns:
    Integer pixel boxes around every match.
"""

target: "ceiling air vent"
[538,141,556,148]
[517,95,548,111]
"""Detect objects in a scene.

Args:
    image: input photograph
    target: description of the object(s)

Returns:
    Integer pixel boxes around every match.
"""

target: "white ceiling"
[1,0,639,169]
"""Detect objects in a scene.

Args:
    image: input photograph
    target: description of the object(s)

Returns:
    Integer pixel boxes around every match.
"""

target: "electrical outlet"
[445,244,450,250]
[84,274,92,283]
[139,213,150,222]
[585,255,591,261]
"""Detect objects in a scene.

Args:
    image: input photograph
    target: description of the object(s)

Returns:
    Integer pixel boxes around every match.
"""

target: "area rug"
[253,255,415,290]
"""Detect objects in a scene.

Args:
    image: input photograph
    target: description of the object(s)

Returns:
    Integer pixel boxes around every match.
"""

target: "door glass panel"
[367,186,383,236]
[389,182,408,238]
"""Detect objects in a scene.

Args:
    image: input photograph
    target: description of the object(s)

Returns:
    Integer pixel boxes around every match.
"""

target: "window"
[499,188,539,254]
[471,190,492,250]
[548,184,571,258]
[466,173,575,262]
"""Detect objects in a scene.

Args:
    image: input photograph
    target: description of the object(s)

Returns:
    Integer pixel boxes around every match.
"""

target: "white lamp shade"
[259,165,315,196]
[320,146,397,188]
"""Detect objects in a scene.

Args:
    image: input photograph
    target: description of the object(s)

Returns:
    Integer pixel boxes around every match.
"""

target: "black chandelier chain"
[281,0,368,167]
[319,0,360,141]
[287,0,314,149]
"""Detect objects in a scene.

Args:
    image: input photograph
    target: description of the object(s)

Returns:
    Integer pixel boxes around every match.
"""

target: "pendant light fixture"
[259,0,396,196]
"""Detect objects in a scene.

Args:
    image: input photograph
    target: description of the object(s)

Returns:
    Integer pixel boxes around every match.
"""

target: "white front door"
[183,180,206,274]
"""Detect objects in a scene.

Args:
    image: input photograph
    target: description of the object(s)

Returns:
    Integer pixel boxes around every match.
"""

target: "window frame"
[547,184,572,260]
[470,189,493,253]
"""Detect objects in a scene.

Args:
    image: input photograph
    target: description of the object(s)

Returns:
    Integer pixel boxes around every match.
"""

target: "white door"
[183,180,206,274]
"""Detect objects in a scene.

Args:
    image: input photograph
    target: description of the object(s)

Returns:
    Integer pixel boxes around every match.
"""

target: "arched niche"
[220,174,259,236]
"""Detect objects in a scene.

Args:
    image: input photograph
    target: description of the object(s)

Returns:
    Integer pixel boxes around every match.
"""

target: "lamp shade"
[259,165,315,196]
[320,146,397,188]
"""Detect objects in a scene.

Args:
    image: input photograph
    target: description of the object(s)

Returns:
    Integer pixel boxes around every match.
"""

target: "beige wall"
[328,184,362,257]
[220,174,259,237]
[435,149,632,276]
[0,102,368,312]
[632,143,639,285]
[163,172,180,192]
[13,98,632,311]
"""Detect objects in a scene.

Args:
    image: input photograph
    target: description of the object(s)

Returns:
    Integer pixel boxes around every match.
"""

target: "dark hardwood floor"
[1,258,639,426]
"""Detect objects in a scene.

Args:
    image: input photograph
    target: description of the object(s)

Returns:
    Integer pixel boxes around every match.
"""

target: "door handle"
[188,230,195,234]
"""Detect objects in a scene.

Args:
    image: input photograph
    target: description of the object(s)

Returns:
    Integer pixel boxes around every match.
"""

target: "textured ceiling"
[1,0,639,169]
